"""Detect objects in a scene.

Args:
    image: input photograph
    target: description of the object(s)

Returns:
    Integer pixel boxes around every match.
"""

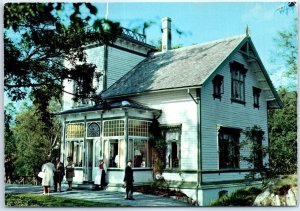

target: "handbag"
[38,171,45,179]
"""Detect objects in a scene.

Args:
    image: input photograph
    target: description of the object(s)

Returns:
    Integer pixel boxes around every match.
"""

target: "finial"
[246,25,251,37]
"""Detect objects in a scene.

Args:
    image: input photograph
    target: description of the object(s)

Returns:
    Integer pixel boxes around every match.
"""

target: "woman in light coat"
[41,158,55,195]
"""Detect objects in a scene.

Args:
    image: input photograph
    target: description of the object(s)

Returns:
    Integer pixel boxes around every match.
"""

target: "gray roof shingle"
[102,34,247,98]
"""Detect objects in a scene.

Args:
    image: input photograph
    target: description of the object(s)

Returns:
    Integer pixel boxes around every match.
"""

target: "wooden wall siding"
[200,51,269,182]
[128,109,154,119]
[85,46,105,93]
[62,60,75,110]
[62,46,105,111]
[131,90,199,171]
[106,46,145,88]
[162,172,198,182]
[202,172,249,182]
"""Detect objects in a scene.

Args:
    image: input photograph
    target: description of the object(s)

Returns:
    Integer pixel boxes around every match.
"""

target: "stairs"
[75,181,98,190]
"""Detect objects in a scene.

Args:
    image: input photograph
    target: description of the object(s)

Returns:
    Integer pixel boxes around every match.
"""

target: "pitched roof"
[102,34,247,98]
[58,99,160,115]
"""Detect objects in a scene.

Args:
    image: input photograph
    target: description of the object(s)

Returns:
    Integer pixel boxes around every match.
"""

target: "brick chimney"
[161,17,171,52]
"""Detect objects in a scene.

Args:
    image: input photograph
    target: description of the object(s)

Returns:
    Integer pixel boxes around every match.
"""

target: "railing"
[120,27,146,43]
[7,175,40,186]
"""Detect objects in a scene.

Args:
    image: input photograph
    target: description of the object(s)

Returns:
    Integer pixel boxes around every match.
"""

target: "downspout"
[103,44,108,90]
[196,88,202,205]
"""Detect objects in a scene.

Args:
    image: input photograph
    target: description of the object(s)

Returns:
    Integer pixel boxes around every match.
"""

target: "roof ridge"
[154,33,247,55]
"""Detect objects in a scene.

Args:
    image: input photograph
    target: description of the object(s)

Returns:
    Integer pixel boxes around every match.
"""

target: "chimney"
[161,17,171,52]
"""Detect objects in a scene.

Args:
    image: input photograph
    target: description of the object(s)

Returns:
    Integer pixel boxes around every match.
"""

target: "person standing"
[99,159,107,190]
[54,157,64,192]
[41,157,55,195]
[65,156,75,191]
[123,160,134,200]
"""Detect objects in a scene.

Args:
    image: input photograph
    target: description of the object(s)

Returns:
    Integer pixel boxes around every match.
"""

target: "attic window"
[230,61,247,104]
[212,74,224,100]
[253,87,261,109]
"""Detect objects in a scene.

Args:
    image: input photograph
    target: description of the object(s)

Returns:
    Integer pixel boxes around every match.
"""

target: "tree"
[11,102,62,178]
[4,3,122,123]
[4,103,17,160]
[268,88,297,175]
[272,16,297,90]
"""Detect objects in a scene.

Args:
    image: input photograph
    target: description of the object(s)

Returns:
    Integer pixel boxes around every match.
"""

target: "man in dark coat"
[123,160,134,200]
[54,157,64,192]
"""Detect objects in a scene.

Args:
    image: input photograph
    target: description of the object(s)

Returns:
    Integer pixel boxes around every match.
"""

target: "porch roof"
[57,99,161,115]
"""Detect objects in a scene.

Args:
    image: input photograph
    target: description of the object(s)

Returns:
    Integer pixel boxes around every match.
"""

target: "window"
[104,139,125,168]
[103,120,124,137]
[162,126,181,169]
[66,141,84,167]
[73,77,90,106]
[253,129,264,169]
[94,139,102,167]
[87,122,101,137]
[212,74,224,99]
[253,87,261,108]
[128,120,151,137]
[230,61,247,104]
[219,190,228,198]
[66,123,85,138]
[218,127,241,169]
[128,139,149,168]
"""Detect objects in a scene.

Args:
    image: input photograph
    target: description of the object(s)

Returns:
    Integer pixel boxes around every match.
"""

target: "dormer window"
[253,87,261,108]
[212,74,224,99]
[230,61,247,104]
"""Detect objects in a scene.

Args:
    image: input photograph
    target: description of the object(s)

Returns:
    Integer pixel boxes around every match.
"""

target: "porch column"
[83,115,87,181]
[61,117,67,164]
[124,109,129,167]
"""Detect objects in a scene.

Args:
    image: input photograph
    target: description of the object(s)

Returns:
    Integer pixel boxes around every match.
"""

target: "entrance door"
[86,139,93,181]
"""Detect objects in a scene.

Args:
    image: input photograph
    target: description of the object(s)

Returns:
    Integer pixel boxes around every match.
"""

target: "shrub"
[209,186,262,206]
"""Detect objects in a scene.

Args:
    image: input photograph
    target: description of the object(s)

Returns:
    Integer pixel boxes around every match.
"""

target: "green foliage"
[5,193,126,207]
[272,18,297,90]
[240,125,268,183]
[268,175,297,195]
[209,186,262,206]
[149,119,166,175]
[5,103,16,158]
[9,102,61,178]
[4,3,121,121]
[268,88,297,176]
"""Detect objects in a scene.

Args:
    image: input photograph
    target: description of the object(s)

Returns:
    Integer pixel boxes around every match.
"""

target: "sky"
[86,1,297,89]
[2,1,299,109]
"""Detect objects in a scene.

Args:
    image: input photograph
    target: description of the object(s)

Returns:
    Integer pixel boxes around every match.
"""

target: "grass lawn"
[5,193,128,207]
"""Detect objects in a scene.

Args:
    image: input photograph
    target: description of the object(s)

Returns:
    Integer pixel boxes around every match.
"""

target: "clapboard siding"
[131,90,199,170]
[85,46,105,93]
[107,47,145,88]
[200,51,269,182]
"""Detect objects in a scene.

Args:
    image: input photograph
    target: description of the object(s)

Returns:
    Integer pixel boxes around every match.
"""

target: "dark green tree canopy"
[4,3,122,123]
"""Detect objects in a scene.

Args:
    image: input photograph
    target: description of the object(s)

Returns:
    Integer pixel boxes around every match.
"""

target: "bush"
[209,186,262,206]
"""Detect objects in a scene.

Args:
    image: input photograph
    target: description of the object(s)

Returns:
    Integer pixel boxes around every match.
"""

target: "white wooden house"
[59,17,282,205]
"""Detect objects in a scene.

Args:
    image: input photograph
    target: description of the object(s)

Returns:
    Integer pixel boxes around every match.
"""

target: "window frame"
[128,138,150,168]
[86,122,101,138]
[161,125,182,170]
[230,61,247,104]
[212,74,224,100]
[218,127,241,169]
[66,140,84,168]
[253,87,262,109]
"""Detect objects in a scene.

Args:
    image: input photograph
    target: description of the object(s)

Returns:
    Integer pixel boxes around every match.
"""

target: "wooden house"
[59,17,281,205]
